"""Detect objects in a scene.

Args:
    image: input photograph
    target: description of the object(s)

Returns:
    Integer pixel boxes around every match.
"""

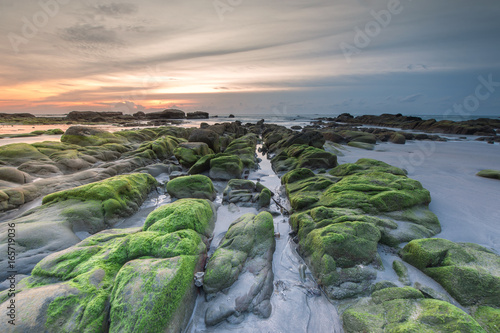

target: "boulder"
[187,111,209,119]
[0,198,215,332]
[209,155,243,180]
[0,173,158,281]
[0,167,32,184]
[401,238,500,307]
[343,287,484,332]
[477,169,500,180]
[203,212,275,326]
[389,132,406,144]
[145,109,186,119]
[166,175,216,201]
[188,129,220,152]
[174,142,213,167]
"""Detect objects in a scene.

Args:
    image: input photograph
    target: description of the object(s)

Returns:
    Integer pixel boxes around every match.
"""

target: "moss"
[343,290,485,333]
[109,256,198,333]
[166,175,216,200]
[402,238,500,307]
[347,141,375,150]
[473,306,500,333]
[188,153,216,174]
[392,260,410,285]
[131,136,181,161]
[143,198,214,236]
[42,173,157,219]
[281,168,315,184]
[371,287,424,304]
[258,188,272,208]
[477,169,500,180]
[0,143,51,166]
[209,155,243,180]
[203,212,274,294]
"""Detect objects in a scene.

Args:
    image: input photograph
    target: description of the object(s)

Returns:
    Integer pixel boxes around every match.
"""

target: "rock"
[0,173,158,281]
[0,198,215,332]
[341,130,377,144]
[133,111,145,118]
[472,306,500,333]
[188,129,220,152]
[282,159,440,299]
[61,126,127,146]
[343,287,484,333]
[66,111,123,121]
[166,175,216,201]
[389,132,406,144]
[209,155,243,180]
[283,130,325,149]
[347,141,375,150]
[188,154,216,175]
[0,143,51,166]
[203,212,275,326]
[0,167,32,184]
[291,125,302,130]
[110,257,199,333]
[143,198,216,237]
[174,142,213,168]
[271,144,337,174]
[401,238,500,307]
[228,114,235,118]
[393,260,411,285]
[223,134,258,169]
[187,111,209,119]
[145,109,186,119]
[477,169,500,180]
[222,179,272,208]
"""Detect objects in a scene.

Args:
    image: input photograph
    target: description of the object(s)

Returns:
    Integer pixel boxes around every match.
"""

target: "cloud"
[94,3,138,17]
[60,24,123,45]
[399,94,423,103]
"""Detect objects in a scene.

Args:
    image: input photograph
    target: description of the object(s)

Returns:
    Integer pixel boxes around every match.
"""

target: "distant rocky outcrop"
[145,109,186,119]
[319,113,500,136]
[187,111,209,119]
[0,113,35,118]
[66,111,125,121]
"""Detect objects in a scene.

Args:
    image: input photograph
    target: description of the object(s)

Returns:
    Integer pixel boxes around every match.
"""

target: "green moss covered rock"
[282,159,440,300]
[473,306,500,333]
[271,144,337,173]
[0,143,51,166]
[401,238,500,307]
[203,212,275,326]
[0,198,216,332]
[174,142,213,167]
[144,198,215,237]
[166,175,216,200]
[43,173,157,219]
[209,155,243,180]
[343,287,485,333]
[477,169,500,180]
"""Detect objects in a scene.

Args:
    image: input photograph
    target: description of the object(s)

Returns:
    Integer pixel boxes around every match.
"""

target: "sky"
[0,0,499,117]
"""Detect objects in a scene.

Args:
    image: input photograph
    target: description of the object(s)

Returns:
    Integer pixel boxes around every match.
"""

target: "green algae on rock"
[472,306,500,333]
[282,159,441,300]
[143,198,216,237]
[0,198,216,332]
[203,212,275,326]
[477,169,500,180]
[0,173,158,281]
[166,174,216,201]
[271,144,338,174]
[174,142,213,167]
[343,287,485,333]
[401,238,500,307]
